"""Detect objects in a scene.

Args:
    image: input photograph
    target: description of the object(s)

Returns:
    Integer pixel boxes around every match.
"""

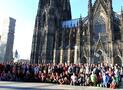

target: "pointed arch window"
[94,16,106,41]
[94,16,106,33]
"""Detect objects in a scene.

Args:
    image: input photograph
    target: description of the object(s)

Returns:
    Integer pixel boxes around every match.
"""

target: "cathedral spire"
[62,0,71,20]
[121,6,123,27]
[66,0,71,10]
[63,0,71,11]
[36,0,42,16]
[88,0,92,18]
[37,0,50,16]
[88,0,92,11]
[109,0,112,4]
[88,0,92,5]
[88,0,92,24]
[120,6,123,42]
[108,0,113,13]
[79,14,83,26]
[79,14,83,32]
[88,0,93,59]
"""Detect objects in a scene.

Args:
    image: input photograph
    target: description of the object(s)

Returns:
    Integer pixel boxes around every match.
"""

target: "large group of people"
[0,62,123,89]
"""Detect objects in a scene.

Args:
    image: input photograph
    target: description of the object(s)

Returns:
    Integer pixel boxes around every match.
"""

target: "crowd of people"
[0,62,122,89]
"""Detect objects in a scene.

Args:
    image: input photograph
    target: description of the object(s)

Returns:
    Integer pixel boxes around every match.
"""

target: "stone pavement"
[0,81,122,90]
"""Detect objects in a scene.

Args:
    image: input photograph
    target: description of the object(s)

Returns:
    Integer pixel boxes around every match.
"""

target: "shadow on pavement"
[0,86,64,90]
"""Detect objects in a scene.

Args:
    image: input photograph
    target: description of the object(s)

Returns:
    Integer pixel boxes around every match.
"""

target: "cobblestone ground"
[0,81,123,90]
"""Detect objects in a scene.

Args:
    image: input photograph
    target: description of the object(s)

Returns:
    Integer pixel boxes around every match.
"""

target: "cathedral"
[30,0,123,66]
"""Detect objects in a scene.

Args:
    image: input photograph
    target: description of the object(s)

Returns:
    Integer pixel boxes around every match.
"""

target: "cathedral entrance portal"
[94,50,104,64]
[114,56,122,66]
[81,56,87,64]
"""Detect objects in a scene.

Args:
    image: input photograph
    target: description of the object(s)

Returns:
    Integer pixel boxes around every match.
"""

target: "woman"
[90,71,97,86]
[110,76,117,89]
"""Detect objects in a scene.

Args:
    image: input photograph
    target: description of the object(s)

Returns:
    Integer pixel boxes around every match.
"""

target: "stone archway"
[114,56,122,66]
[94,50,104,64]
[81,56,87,64]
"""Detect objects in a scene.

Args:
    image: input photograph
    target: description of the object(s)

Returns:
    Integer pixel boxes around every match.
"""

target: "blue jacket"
[102,74,109,84]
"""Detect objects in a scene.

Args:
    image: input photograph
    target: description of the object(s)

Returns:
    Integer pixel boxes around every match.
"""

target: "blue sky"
[71,0,123,18]
[0,0,122,59]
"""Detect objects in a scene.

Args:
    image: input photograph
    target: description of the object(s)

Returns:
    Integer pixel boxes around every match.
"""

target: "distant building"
[0,17,16,63]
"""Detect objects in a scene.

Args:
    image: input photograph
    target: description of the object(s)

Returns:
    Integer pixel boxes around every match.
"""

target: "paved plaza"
[0,81,123,90]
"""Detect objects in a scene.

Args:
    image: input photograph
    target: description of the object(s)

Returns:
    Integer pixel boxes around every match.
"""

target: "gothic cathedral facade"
[30,0,123,66]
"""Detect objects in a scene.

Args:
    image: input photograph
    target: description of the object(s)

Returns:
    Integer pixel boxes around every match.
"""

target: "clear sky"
[0,0,122,59]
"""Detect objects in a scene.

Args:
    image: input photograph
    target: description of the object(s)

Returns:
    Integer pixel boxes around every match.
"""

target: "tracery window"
[93,16,106,41]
